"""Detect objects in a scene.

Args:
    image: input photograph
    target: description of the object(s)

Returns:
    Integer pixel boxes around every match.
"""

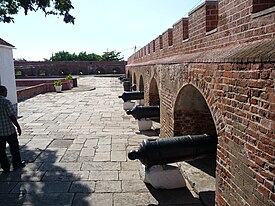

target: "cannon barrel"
[126,105,160,120]
[118,75,126,80]
[128,134,217,168]
[118,91,144,102]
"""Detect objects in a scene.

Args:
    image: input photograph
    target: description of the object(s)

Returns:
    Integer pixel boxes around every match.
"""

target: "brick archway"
[149,77,160,106]
[174,84,217,137]
[96,67,105,74]
[139,75,144,91]
[132,73,137,91]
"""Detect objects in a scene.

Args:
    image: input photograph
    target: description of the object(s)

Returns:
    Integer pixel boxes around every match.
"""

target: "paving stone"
[95,180,121,192]
[24,193,74,205]
[35,150,63,162]
[121,161,141,171]
[72,193,113,206]
[69,180,95,192]
[68,143,84,150]
[89,171,118,180]
[80,148,95,157]
[49,139,74,148]
[39,163,82,171]
[93,152,110,161]
[73,138,87,144]
[111,143,126,151]
[0,182,18,193]
[77,156,94,162]
[11,182,71,193]
[119,170,141,180]
[98,137,111,145]
[61,150,80,162]
[0,171,45,182]
[122,180,148,192]
[0,194,27,205]
[111,150,127,161]
[96,144,111,152]
[43,171,89,181]
[114,192,157,206]
[82,162,120,171]
[19,162,43,171]
[84,139,99,147]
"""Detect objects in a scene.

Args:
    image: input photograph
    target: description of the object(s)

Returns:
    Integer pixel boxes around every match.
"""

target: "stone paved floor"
[0,76,202,206]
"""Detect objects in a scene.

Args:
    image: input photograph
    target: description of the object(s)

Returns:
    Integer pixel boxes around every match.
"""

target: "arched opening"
[174,84,216,136]
[127,70,131,80]
[38,70,46,76]
[174,84,217,197]
[139,75,144,91]
[96,67,105,74]
[112,67,120,74]
[132,73,137,91]
[149,78,160,106]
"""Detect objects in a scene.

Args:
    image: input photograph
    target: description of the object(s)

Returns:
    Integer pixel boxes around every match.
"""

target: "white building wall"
[0,45,18,111]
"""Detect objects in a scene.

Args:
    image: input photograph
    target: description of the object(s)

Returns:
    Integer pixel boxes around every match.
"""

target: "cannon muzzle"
[118,91,144,102]
[118,75,126,80]
[128,134,217,168]
[126,105,160,120]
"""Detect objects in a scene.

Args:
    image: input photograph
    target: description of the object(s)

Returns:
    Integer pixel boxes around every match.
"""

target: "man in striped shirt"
[0,85,25,173]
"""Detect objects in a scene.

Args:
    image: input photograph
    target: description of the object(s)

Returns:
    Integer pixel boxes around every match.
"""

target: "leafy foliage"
[14,57,27,61]
[0,0,75,23]
[50,51,124,61]
[101,51,124,61]
[54,79,62,86]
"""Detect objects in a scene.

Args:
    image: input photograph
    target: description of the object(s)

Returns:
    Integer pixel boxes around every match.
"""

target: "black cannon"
[128,134,217,168]
[118,91,144,102]
[126,105,160,120]
[118,74,126,81]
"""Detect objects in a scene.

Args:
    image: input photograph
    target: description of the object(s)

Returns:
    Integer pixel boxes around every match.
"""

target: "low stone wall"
[16,79,76,102]
[17,84,49,102]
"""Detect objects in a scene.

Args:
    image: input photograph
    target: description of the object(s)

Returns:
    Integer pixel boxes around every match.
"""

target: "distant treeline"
[16,50,124,62]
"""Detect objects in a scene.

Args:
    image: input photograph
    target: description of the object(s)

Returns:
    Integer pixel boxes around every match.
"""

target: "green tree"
[101,51,124,61]
[50,50,124,61]
[0,0,75,23]
[14,58,27,61]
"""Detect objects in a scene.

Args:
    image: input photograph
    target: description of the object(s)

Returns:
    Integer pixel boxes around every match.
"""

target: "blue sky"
[1,0,203,61]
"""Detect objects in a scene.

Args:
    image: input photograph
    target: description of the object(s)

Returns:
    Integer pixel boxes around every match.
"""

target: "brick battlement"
[128,0,275,64]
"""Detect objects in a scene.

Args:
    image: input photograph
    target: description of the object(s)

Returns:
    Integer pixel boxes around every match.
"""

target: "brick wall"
[128,60,274,206]
[128,0,275,63]
[15,61,127,76]
[126,0,275,205]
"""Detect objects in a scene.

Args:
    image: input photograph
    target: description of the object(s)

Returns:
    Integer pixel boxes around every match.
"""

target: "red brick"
[258,184,270,198]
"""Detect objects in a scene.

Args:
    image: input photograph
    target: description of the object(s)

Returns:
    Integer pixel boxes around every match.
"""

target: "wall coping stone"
[127,38,275,66]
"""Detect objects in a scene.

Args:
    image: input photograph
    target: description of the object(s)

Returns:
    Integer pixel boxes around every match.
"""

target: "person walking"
[0,85,25,173]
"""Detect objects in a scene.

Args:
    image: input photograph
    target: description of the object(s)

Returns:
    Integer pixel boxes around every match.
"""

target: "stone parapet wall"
[128,0,275,64]
[15,61,127,76]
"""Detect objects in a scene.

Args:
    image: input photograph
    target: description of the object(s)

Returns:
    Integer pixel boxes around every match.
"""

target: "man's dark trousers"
[0,133,22,170]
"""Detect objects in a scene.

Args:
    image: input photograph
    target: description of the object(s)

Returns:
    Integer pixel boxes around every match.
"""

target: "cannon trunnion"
[118,91,144,102]
[128,134,217,168]
[126,105,160,120]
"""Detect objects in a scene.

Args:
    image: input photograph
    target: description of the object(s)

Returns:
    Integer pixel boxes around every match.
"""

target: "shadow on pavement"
[136,128,160,137]
[146,183,203,206]
[0,146,91,206]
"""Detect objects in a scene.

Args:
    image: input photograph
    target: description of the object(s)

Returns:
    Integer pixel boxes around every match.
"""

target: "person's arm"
[9,115,22,136]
